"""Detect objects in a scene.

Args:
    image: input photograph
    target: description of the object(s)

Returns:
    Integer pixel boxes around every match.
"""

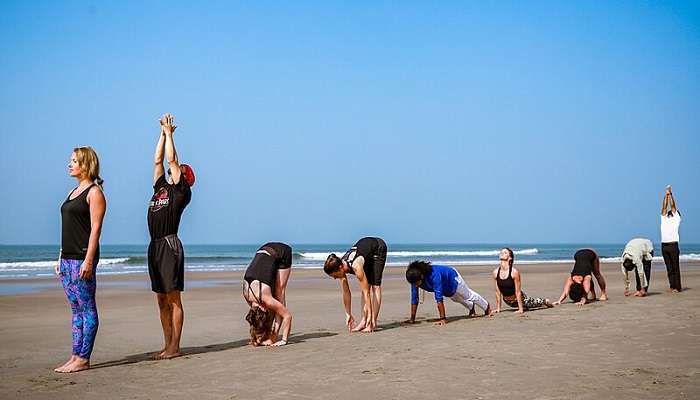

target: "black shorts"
[148,234,185,293]
[364,238,387,286]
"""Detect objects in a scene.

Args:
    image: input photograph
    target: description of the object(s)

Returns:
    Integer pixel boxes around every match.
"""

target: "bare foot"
[351,319,367,332]
[545,299,554,308]
[599,294,608,301]
[61,357,90,373]
[156,350,182,360]
[671,289,680,294]
[54,355,77,372]
[152,349,167,360]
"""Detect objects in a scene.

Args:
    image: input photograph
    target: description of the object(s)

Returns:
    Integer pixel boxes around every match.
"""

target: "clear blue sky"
[1,1,698,245]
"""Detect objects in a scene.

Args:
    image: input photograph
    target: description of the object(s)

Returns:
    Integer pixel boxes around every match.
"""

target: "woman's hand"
[345,314,355,331]
[79,260,94,280]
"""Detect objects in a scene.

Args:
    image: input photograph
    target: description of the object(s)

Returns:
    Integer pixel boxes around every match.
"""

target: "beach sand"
[1,261,699,399]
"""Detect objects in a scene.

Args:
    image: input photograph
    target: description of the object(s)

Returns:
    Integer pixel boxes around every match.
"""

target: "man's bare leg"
[160,291,183,359]
[155,293,172,359]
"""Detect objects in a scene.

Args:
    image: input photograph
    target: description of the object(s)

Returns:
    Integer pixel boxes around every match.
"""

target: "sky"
[0,1,698,245]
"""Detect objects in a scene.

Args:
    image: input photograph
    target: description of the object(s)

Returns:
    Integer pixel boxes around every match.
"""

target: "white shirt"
[621,238,654,290]
[661,211,681,243]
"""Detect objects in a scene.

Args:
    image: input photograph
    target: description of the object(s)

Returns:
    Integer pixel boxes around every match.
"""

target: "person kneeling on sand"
[554,249,607,306]
[404,261,490,325]
[243,243,293,346]
[491,248,553,314]
[621,238,653,297]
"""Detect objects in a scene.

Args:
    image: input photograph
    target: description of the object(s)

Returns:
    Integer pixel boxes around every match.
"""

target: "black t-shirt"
[342,237,381,274]
[147,174,192,240]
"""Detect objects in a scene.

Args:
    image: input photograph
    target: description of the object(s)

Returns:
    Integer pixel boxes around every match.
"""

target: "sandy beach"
[1,261,699,399]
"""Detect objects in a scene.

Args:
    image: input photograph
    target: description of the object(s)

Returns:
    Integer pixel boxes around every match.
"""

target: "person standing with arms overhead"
[54,147,106,373]
[661,185,682,293]
[147,113,194,359]
[621,238,654,297]
[324,237,387,332]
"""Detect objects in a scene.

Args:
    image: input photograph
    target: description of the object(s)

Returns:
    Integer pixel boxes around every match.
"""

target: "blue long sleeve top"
[410,264,459,305]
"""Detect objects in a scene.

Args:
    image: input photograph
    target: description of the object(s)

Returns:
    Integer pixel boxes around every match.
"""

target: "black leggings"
[662,242,681,291]
[635,258,652,291]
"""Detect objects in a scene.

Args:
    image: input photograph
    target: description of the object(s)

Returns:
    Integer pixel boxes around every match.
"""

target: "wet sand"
[1,261,699,399]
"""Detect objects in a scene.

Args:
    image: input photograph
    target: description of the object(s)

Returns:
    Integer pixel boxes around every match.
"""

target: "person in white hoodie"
[660,186,682,293]
[621,238,654,297]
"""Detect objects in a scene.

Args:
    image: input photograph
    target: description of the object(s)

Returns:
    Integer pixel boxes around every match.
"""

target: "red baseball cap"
[180,164,195,187]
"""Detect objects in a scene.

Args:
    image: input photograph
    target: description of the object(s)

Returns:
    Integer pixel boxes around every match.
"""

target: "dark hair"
[245,307,275,346]
[324,253,343,275]
[569,282,585,302]
[503,247,514,267]
[406,260,432,284]
[623,258,635,271]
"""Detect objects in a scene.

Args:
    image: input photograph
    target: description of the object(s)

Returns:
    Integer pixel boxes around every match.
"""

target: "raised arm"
[661,192,669,216]
[153,124,166,184]
[669,192,677,214]
[162,113,181,184]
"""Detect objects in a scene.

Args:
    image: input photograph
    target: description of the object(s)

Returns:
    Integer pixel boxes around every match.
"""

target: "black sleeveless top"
[342,237,382,275]
[61,184,99,260]
[496,265,516,297]
[572,249,596,277]
[243,243,293,287]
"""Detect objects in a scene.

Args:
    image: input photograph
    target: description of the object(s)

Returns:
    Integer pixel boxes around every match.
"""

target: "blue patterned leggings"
[60,258,99,359]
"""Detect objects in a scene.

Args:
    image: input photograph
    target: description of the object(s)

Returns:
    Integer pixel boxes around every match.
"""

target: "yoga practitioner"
[621,238,653,297]
[661,185,682,292]
[492,248,553,314]
[242,242,293,346]
[324,237,387,332]
[147,113,194,359]
[54,147,106,373]
[405,261,490,325]
[554,248,607,305]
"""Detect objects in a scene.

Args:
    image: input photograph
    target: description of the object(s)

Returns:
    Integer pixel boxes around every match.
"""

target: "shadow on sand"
[91,331,338,369]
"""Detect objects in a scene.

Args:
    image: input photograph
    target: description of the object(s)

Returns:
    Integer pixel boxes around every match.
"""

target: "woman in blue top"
[405,261,490,325]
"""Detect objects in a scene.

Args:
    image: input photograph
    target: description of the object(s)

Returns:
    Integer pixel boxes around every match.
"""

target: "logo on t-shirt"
[150,187,170,212]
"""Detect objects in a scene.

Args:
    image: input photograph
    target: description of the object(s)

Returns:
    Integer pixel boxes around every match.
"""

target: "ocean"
[1,243,699,280]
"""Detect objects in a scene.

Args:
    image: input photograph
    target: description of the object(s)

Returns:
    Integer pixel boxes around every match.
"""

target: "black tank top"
[571,249,596,277]
[496,265,516,297]
[61,184,99,260]
[342,237,382,275]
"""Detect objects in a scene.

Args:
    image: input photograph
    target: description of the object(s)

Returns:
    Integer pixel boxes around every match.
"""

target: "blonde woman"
[54,147,107,373]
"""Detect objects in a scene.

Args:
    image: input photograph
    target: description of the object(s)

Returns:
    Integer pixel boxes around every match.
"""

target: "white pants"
[449,273,489,312]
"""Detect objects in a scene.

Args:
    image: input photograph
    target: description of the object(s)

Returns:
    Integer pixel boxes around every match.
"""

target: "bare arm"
[409,303,418,323]
[264,297,292,346]
[353,259,374,330]
[661,193,669,216]
[554,277,573,305]
[669,192,677,214]
[434,301,446,325]
[339,277,354,330]
[80,187,106,280]
[162,114,181,184]
[513,269,525,313]
[153,126,165,184]
[492,269,502,313]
